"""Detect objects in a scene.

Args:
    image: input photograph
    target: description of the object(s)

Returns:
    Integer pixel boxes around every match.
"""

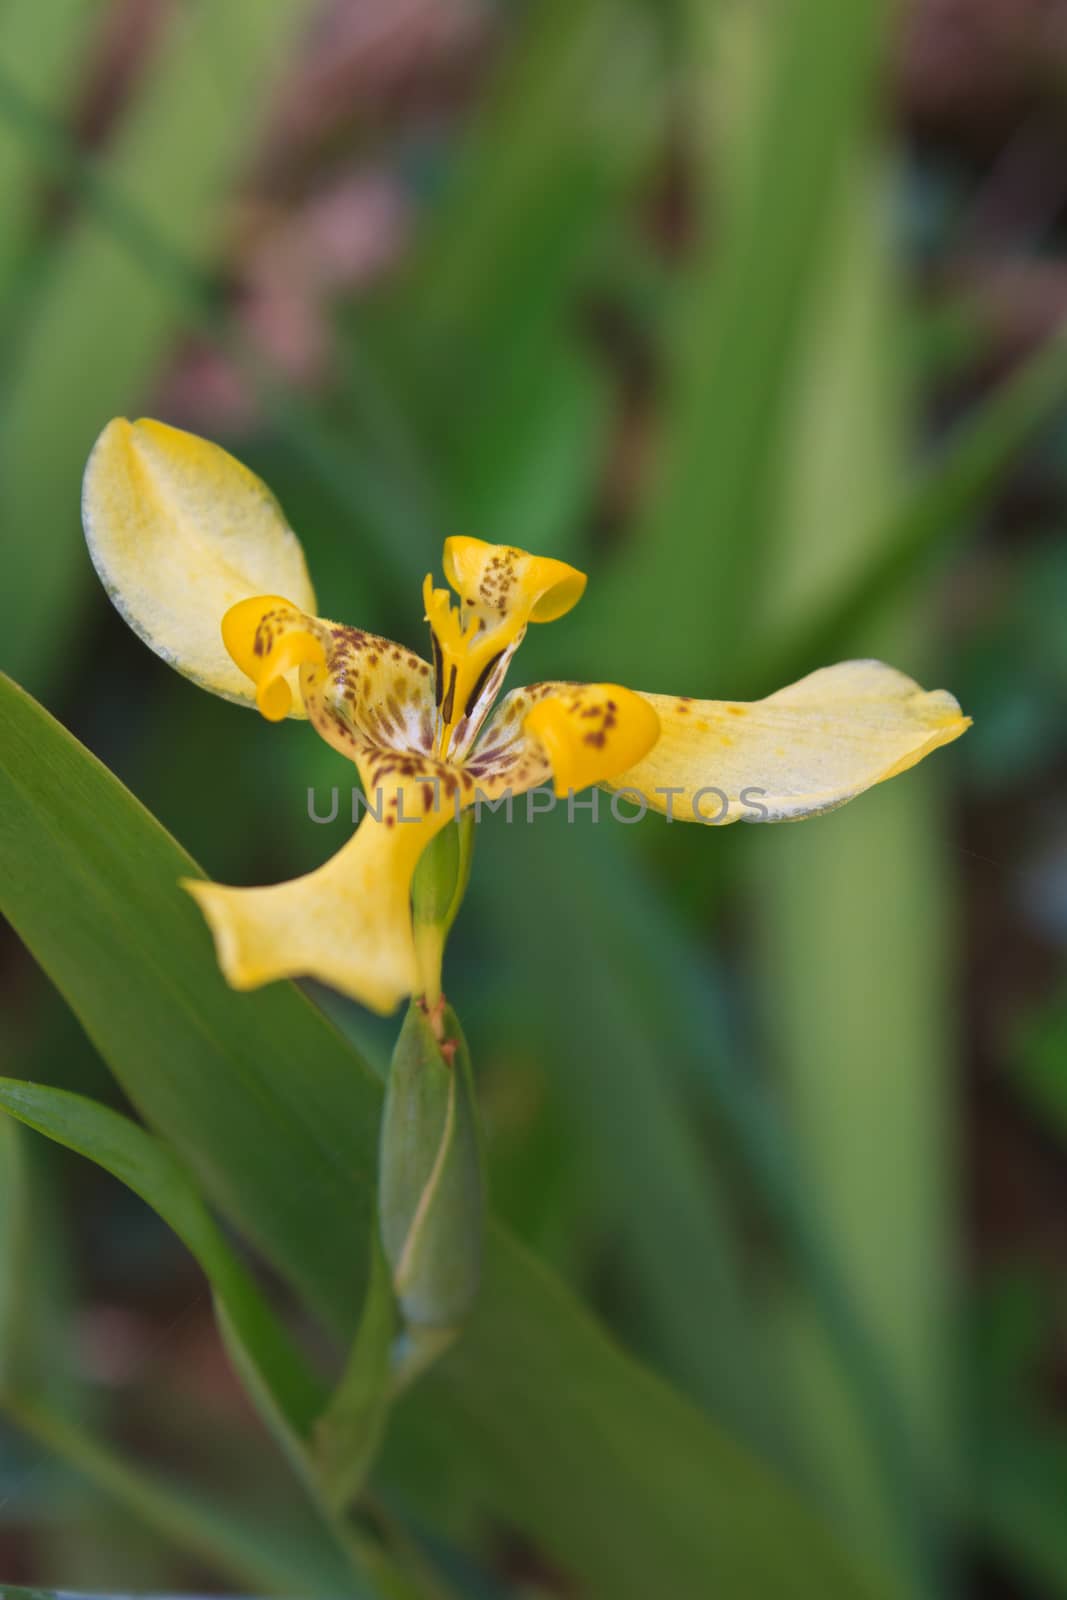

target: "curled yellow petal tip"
[524,684,661,798]
[221,595,325,723]
[441,536,586,623]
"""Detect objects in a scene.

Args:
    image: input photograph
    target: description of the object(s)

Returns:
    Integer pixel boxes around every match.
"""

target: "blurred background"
[2,0,1067,1593]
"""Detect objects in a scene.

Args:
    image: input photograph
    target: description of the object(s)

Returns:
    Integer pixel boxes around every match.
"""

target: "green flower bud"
[378,1000,484,1340]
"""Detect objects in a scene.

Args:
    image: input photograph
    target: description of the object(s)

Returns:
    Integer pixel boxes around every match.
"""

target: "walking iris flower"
[83,419,971,1015]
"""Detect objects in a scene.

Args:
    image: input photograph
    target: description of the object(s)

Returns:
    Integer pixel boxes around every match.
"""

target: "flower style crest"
[83,418,971,1014]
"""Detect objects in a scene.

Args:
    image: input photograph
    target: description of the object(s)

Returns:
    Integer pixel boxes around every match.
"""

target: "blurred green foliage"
[2,0,1067,1595]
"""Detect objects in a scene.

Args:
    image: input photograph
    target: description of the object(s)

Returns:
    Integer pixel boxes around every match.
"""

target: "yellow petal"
[442,536,586,624]
[525,684,661,798]
[468,682,660,800]
[82,418,317,713]
[610,660,970,823]
[184,792,452,1014]
[222,595,327,721]
[220,595,441,772]
[424,539,587,759]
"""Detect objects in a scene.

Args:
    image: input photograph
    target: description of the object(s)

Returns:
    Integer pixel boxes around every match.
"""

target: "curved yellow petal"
[82,418,317,713]
[609,660,970,824]
[184,790,453,1014]
[468,682,660,800]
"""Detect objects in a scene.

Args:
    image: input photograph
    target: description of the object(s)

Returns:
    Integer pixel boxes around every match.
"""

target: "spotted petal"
[82,419,317,713]
[468,682,661,799]
[221,595,449,782]
[606,660,970,824]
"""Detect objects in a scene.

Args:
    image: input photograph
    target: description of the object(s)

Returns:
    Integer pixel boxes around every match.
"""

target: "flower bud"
[378,1000,484,1337]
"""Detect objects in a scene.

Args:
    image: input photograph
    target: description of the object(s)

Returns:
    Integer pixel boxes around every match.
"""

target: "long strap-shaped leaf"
[0,1077,325,1438]
[579,0,889,688]
[0,674,886,1600]
[0,674,382,1337]
[0,1080,408,1595]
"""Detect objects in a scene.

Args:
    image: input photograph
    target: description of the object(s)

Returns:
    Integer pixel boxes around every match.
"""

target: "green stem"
[411,814,476,1006]
[413,922,446,1012]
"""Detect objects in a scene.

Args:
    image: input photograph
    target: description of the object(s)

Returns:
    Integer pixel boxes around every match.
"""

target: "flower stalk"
[410,812,474,1015]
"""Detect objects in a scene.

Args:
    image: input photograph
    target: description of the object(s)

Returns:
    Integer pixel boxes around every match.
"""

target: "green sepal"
[411,821,460,930]
[411,812,475,936]
[378,1001,484,1335]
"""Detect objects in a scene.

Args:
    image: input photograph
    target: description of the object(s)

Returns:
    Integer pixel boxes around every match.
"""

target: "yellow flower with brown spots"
[83,418,971,1014]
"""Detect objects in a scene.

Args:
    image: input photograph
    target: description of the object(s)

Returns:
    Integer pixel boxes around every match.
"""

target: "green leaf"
[1012,985,1067,1141]
[314,1233,395,1516]
[0,1111,78,1411]
[475,809,769,1447]
[579,0,890,688]
[475,796,942,1593]
[0,54,437,648]
[749,164,951,1595]
[0,1080,447,1596]
[0,1115,28,1390]
[974,1411,1067,1598]
[0,0,95,301]
[3,1390,362,1596]
[423,1228,888,1600]
[0,673,886,1598]
[0,0,316,691]
[379,0,655,555]
[0,1078,325,1441]
[751,318,1067,697]
[0,672,381,1337]
[399,0,656,379]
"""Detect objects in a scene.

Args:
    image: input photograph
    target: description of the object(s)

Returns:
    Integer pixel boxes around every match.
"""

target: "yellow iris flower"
[83,418,971,1015]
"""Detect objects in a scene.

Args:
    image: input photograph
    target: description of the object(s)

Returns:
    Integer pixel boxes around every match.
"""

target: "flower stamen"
[423,574,494,759]
[421,541,587,762]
